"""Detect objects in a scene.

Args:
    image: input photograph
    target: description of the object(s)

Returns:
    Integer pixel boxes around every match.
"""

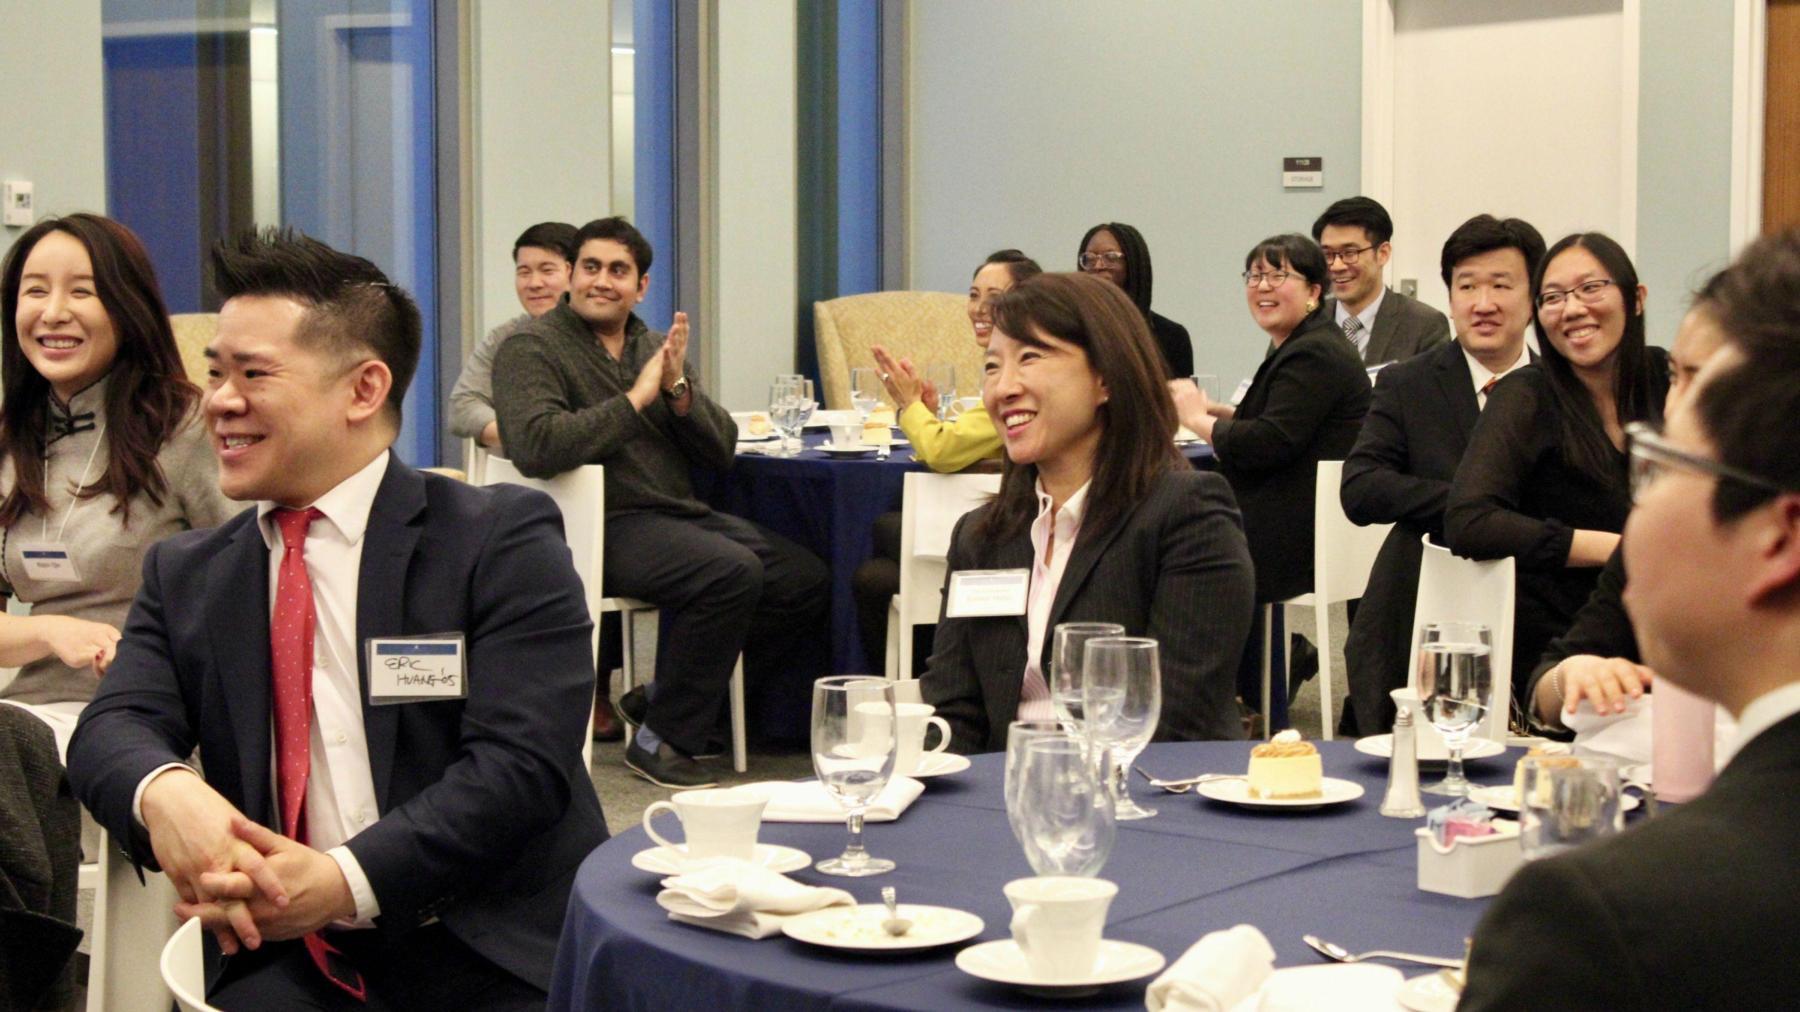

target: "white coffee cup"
[1005,876,1117,980]
[857,700,950,775]
[1391,687,1449,753]
[641,787,767,860]
[830,423,862,447]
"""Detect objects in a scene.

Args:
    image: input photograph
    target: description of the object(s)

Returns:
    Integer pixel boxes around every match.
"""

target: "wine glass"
[1014,735,1115,877]
[1048,622,1126,736]
[791,378,817,453]
[850,367,881,420]
[810,675,897,876]
[1082,636,1162,821]
[1004,720,1067,845]
[1517,755,1623,860]
[1417,621,1493,796]
[926,363,957,420]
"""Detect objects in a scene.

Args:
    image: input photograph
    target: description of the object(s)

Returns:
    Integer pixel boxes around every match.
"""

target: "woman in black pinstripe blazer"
[920,273,1256,753]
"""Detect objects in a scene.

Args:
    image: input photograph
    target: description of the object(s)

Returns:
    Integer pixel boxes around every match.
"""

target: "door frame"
[1729,0,1767,250]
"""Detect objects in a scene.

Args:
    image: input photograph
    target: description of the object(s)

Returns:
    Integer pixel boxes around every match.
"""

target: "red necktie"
[1480,376,1498,403]
[271,507,367,1001]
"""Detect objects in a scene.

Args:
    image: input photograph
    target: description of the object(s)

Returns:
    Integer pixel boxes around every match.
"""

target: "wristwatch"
[663,376,691,401]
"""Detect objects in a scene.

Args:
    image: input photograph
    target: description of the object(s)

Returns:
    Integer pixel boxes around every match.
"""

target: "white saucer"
[1395,971,1462,1012]
[735,432,779,443]
[1467,783,1641,814]
[781,903,983,951]
[629,843,811,876]
[1355,733,1506,763]
[1196,776,1365,809]
[818,443,878,458]
[956,938,1166,996]
[905,752,971,778]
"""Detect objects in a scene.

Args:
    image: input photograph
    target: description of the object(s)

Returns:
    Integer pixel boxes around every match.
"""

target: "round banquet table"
[549,739,1513,1010]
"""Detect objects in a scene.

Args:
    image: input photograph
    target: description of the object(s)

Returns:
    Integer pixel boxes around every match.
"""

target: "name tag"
[17,542,81,583]
[367,635,467,704]
[945,569,1030,618]
[1229,377,1253,406]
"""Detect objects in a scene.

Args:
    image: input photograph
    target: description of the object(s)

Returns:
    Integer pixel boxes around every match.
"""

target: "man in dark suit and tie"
[1458,232,1800,1010]
[1339,214,1543,735]
[1312,196,1450,367]
[68,229,607,1009]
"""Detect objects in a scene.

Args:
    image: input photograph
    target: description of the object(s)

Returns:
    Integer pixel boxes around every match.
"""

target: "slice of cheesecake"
[1247,729,1323,799]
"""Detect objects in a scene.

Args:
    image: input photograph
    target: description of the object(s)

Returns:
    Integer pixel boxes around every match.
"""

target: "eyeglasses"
[1321,245,1373,265]
[1242,271,1295,288]
[1625,422,1787,503]
[1078,251,1125,271]
[1536,278,1617,311]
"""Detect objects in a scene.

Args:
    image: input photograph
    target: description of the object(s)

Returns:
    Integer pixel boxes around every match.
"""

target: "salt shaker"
[1381,706,1427,818]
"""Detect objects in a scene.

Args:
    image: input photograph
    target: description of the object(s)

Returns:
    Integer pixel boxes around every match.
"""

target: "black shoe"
[618,685,727,758]
[591,692,624,743]
[625,739,719,789]
[1286,636,1319,700]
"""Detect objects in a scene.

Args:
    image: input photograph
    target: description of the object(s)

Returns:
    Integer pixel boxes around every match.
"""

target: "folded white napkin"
[1235,964,1403,1011]
[742,776,925,823]
[1145,924,1275,1012]
[1563,696,1738,776]
[656,859,854,940]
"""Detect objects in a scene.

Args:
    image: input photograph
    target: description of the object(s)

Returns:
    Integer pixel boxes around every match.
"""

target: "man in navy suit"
[68,229,606,1009]
[1339,214,1543,735]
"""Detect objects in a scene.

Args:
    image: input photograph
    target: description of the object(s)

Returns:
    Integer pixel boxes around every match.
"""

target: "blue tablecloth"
[549,740,1515,1010]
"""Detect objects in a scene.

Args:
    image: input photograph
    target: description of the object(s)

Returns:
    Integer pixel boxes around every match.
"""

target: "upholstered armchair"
[812,291,977,409]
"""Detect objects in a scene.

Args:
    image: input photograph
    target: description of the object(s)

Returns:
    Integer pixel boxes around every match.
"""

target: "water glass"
[1518,755,1623,860]
[810,676,897,876]
[850,366,881,419]
[768,376,816,457]
[926,363,958,420]
[1417,621,1493,796]
[1048,622,1125,736]
[1004,720,1069,845]
[1014,736,1115,877]
[1082,636,1162,821]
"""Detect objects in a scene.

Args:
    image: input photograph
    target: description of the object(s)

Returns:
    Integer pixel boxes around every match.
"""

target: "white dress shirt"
[1334,287,1386,357]
[1721,679,1800,766]
[1462,343,1532,410]
[1018,480,1091,723]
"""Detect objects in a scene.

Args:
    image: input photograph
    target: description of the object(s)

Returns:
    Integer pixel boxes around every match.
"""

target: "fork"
[1132,767,1244,793]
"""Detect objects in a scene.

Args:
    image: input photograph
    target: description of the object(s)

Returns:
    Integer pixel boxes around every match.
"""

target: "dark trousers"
[604,509,828,754]
[209,925,543,1011]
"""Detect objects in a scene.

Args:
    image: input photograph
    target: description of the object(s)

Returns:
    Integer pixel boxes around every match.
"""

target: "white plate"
[781,903,984,952]
[735,432,780,444]
[956,939,1166,996]
[1195,776,1365,809]
[1395,971,1462,1012]
[1355,733,1507,763]
[1466,783,1641,814]
[629,843,811,876]
[906,752,971,778]
[818,444,878,458]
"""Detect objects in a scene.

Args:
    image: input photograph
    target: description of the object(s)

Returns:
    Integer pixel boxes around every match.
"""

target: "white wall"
[907,1,1364,392]
[469,0,611,340]
[0,0,107,264]
[713,0,798,410]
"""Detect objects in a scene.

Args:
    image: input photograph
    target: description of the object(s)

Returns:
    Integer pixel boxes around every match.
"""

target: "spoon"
[880,886,912,937]
[1303,935,1464,969]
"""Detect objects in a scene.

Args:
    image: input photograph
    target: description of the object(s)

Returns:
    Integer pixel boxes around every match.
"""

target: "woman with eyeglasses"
[1078,222,1192,379]
[1170,234,1369,721]
[1446,232,1669,703]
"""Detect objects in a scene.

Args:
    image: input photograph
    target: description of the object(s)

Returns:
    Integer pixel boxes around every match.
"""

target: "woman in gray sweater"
[0,214,234,760]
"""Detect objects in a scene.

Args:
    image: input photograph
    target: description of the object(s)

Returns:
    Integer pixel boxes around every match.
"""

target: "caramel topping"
[1251,740,1318,759]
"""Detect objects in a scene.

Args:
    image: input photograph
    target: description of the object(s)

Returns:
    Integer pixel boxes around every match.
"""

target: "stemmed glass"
[1004,720,1067,845]
[768,377,817,457]
[1048,622,1126,736]
[1082,636,1162,821]
[1517,755,1623,860]
[926,363,958,420]
[810,675,897,876]
[1416,621,1493,796]
[850,367,881,421]
[1013,735,1115,877]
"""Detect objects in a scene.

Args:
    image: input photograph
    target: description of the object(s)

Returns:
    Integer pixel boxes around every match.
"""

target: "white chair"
[1408,534,1516,744]
[159,917,219,1012]
[1260,461,1392,739]
[464,437,490,486]
[480,457,748,772]
[88,833,180,1012]
[884,472,1001,680]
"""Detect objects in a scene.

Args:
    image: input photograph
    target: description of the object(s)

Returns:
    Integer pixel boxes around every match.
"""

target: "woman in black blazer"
[1446,232,1668,702]
[1078,222,1194,379]
[920,273,1255,753]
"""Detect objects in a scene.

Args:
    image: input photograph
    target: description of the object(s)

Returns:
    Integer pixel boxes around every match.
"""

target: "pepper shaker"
[1381,706,1427,818]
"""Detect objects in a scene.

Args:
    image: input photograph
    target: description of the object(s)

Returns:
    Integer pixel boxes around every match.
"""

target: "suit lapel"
[1433,342,1481,446]
[1366,288,1400,363]
[355,459,426,810]
[211,519,275,825]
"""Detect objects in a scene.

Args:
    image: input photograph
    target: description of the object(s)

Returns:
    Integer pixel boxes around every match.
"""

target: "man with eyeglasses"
[1338,214,1543,736]
[1312,196,1449,366]
[1457,230,1800,1011]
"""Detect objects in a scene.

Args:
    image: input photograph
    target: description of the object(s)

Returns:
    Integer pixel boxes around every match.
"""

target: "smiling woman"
[0,214,235,759]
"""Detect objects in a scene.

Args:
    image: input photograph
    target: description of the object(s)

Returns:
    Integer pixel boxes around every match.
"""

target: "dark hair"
[1530,232,1660,485]
[1311,196,1394,246]
[1438,214,1546,289]
[210,227,422,425]
[1243,233,1332,334]
[574,216,653,275]
[0,213,200,526]
[978,249,1042,286]
[1077,223,1155,319]
[512,221,578,263]
[1696,228,1800,520]
[978,272,1183,541]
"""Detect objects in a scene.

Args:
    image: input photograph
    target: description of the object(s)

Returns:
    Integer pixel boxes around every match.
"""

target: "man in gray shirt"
[493,217,827,788]
[448,222,576,448]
